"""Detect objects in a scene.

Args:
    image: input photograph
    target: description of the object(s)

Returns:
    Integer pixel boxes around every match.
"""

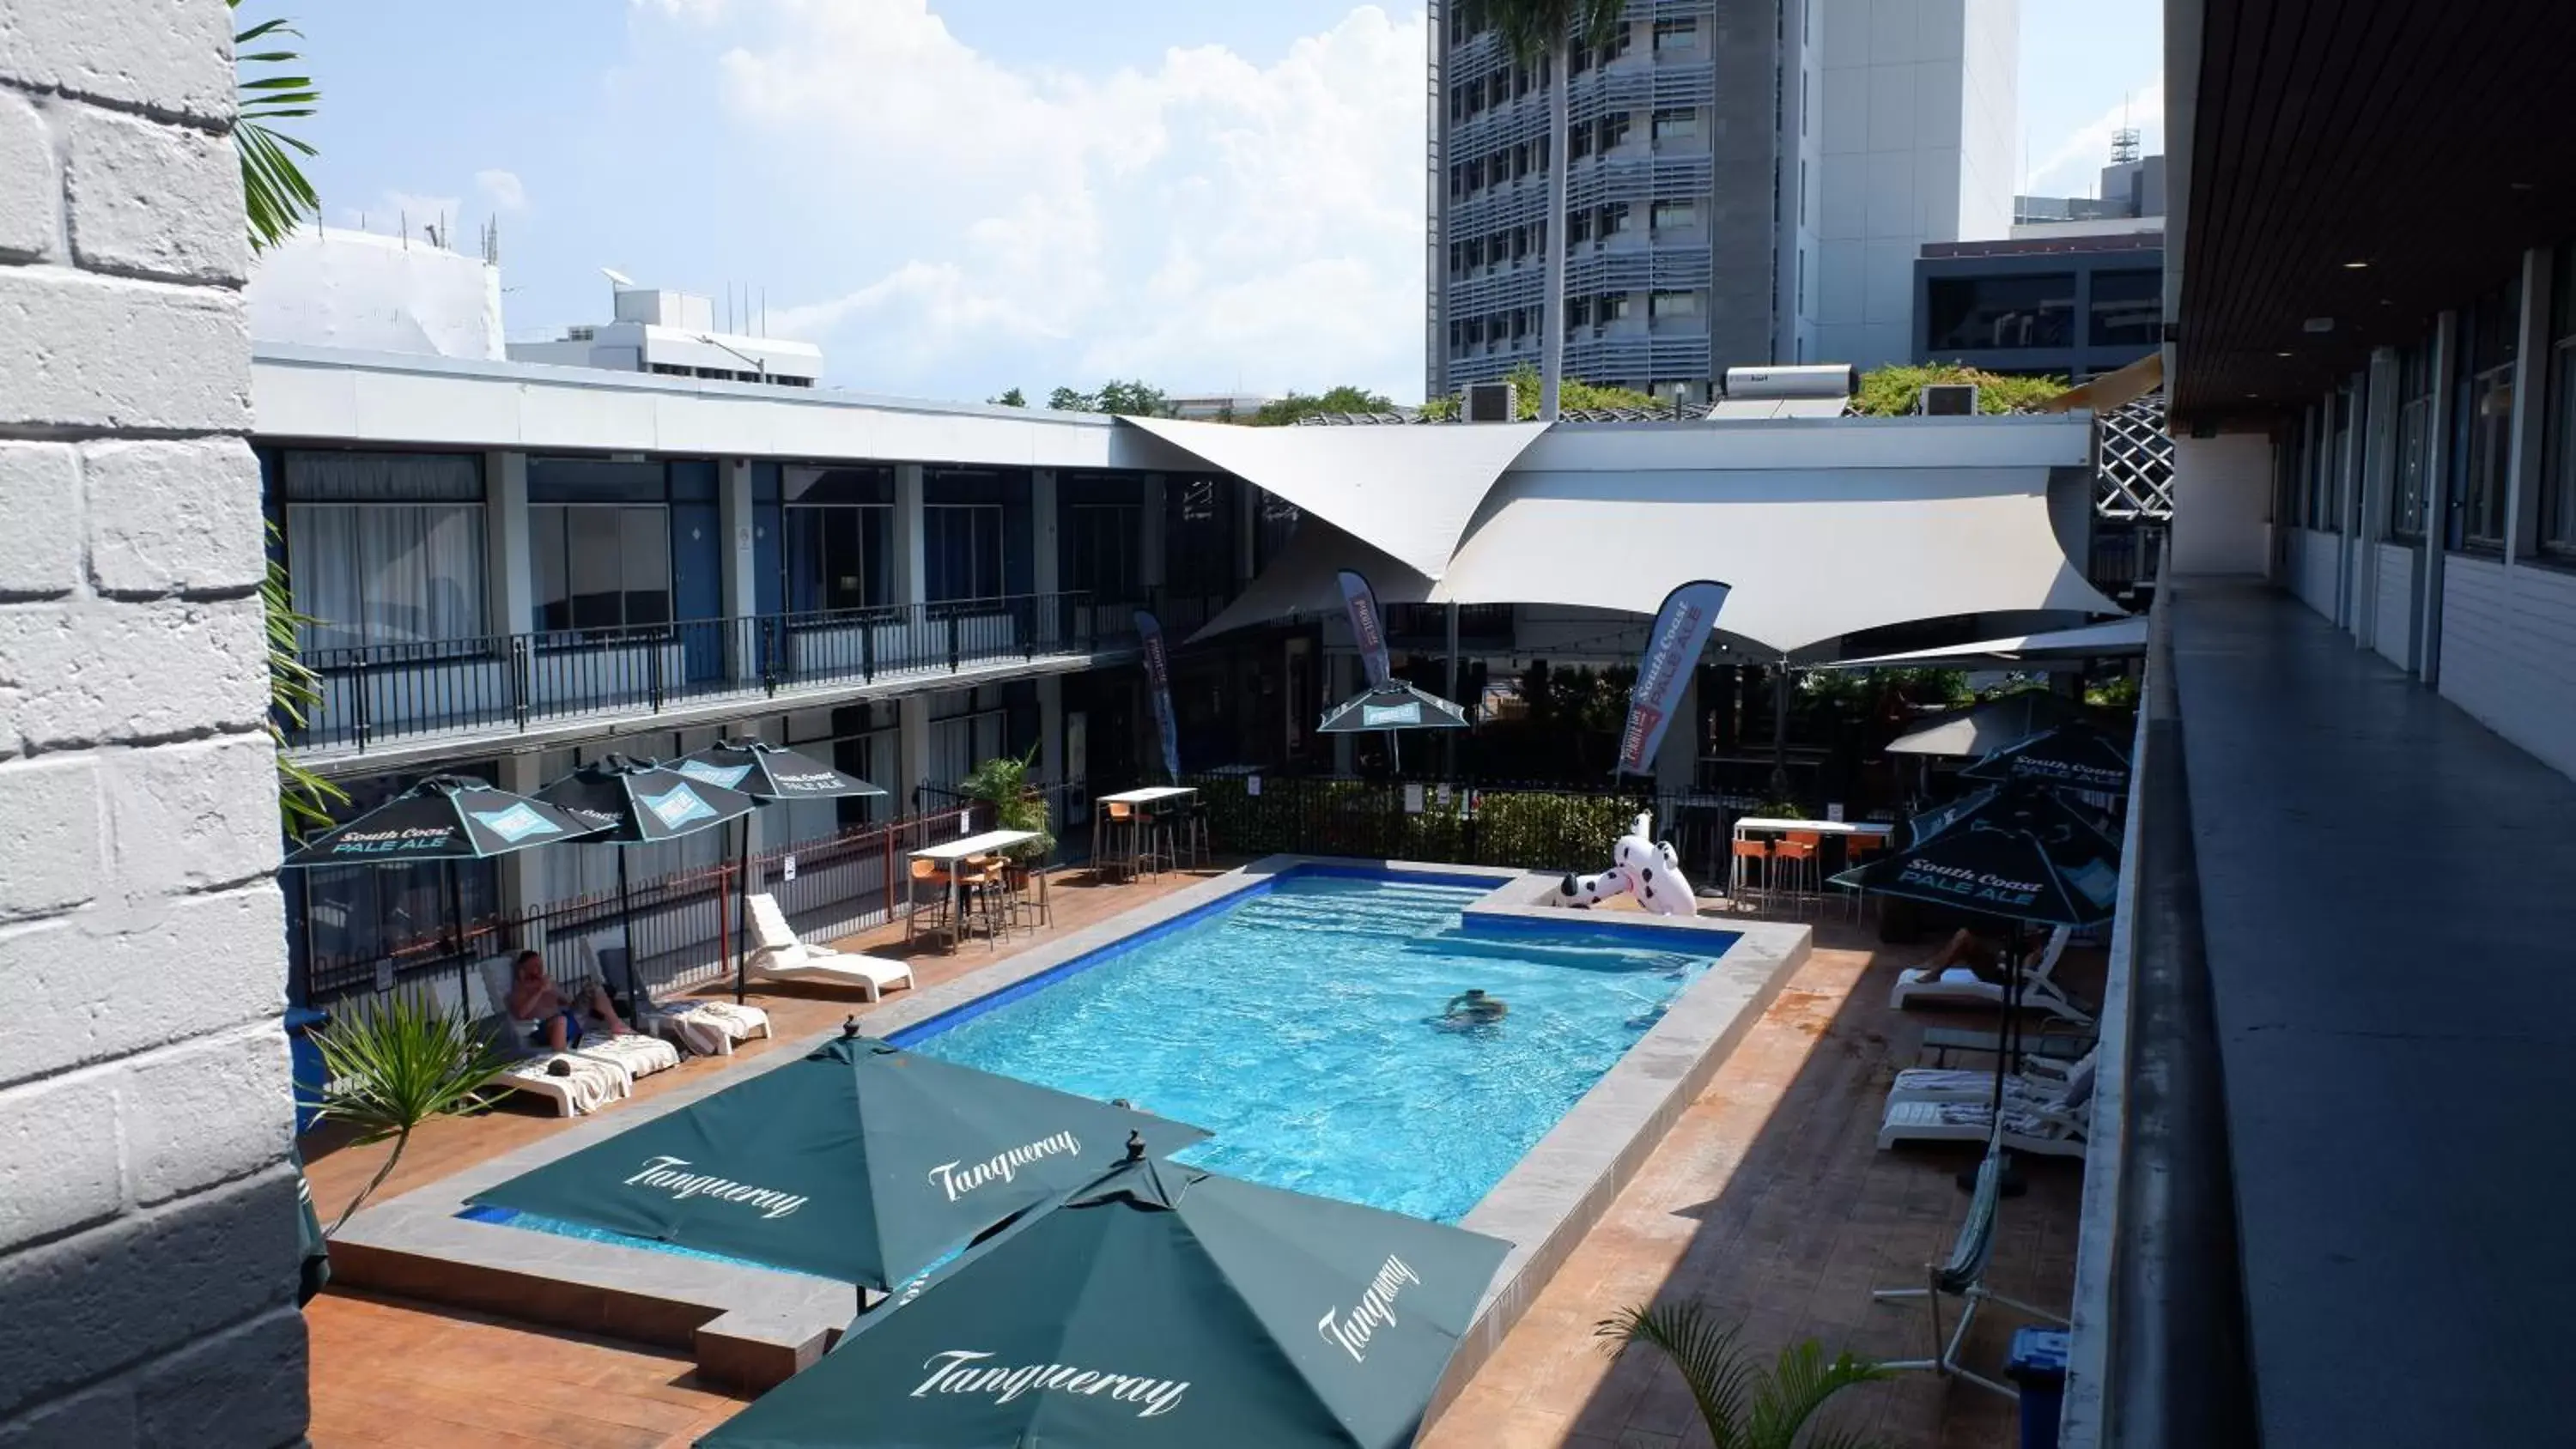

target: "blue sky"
[283,1,2160,404]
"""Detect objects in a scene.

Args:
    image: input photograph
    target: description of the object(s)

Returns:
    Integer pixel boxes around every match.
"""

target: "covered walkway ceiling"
[1135,415,2122,658]
[2169,0,2576,425]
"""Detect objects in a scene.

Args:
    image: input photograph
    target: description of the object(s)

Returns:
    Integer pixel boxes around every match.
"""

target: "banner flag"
[1337,569,1393,688]
[1135,611,1183,784]
[1616,579,1731,776]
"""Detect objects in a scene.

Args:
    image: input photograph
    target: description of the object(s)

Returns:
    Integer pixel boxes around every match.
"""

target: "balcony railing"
[289,591,1113,756]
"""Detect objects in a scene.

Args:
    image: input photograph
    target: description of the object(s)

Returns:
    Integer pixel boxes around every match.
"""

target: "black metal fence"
[291,591,1105,754]
[1179,773,1741,881]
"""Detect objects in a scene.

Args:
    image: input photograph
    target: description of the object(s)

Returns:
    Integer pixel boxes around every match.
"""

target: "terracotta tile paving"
[305,886,2088,1449]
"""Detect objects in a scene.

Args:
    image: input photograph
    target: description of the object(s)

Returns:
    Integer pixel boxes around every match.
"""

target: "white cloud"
[633,0,729,21]
[2026,75,2165,200]
[475,168,528,211]
[656,1,1428,397]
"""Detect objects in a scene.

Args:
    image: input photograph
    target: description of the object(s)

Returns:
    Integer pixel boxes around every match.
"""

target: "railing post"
[648,631,665,712]
[1023,595,1036,661]
[509,635,531,731]
[947,609,962,673]
[351,648,373,751]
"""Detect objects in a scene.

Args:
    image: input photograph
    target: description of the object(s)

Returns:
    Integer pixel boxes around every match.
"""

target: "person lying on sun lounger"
[506,949,634,1052]
[1914,928,2044,984]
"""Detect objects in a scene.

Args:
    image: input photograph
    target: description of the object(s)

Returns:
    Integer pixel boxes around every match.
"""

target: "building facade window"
[1650,289,1699,320]
[923,505,1003,602]
[2088,269,2162,347]
[280,450,488,652]
[1651,200,1698,231]
[2391,341,2433,539]
[1598,112,1632,150]
[1652,108,1698,142]
[532,505,670,632]
[2546,243,2576,554]
[2458,279,2518,549]
[1924,273,2076,351]
[1653,17,1698,51]
[781,464,892,615]
[1600,292,1633,323]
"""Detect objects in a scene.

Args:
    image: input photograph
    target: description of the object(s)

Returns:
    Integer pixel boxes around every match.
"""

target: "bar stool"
[1172,798,1212,870]
[957,855,1011,949]
[1728,835,1773,914]
[903,857,953,946]
[1101,802,1139,882]
[1133,803,1176,878]
[1838,835,1884,920]
[1773,831,1825,918]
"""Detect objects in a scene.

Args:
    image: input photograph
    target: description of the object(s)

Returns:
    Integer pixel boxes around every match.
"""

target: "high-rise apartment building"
[1426,0,2018,402]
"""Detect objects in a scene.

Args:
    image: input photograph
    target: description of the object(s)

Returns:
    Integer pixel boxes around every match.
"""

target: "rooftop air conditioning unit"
[1720,364,1856,401]
[1919,383,1980,415]
[1463,381,1516,422]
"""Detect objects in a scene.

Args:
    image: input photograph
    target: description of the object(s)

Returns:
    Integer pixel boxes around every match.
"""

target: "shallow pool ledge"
[1433,881,1807,1423]
[324,856,1807,1411]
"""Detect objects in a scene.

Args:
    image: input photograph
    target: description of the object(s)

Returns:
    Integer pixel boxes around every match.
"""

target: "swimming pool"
[897,870,1730,1223]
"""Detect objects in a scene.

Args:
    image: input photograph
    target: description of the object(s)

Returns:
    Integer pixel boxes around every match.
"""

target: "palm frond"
[1748,1337,1892,1449]
[230,1,320,252]
[312,994,511,1231]
[1461,0,1630,64]
[1596,1303,1759,1449]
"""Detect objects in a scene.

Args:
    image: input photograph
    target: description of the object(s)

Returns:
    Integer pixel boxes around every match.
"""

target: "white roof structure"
[1823,616,2149,670]
[1125,415,1547,579]
[1188,518,1425,644]
[1149,414,2118,658]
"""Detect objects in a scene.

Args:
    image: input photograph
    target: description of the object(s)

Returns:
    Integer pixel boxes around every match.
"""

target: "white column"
[895,463,927,607]
[485,449,532,636]
[496,754,549,943]
[2419,309,2460,685]
[720,458,759,683]
[2506,245,2553,563]
[2355,347,2400,655]
[898,693,932,809]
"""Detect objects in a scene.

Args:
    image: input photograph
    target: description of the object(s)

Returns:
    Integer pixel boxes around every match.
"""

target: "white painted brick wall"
[0,444,78,598]
[2439,555,2576,783]
[0,3,305,1438]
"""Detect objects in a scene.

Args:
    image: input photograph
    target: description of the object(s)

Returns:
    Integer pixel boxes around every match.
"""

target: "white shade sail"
[1188,518,1428,644]
[1824,616,2148,670]
[1123,415,1548,579]
[1431,465,2121,655]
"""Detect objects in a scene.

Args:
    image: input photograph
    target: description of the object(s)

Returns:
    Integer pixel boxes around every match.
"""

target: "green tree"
[312,995,510,1233]
[1462,0,1627,421]
[1595,1304,1889,1449]
[1092,379,1173,416]
[989,386,1028,407]
[1851,362,2067,415]
[1250,385,1397,426]
[233,6,347,836]
[1046,385,1093,411]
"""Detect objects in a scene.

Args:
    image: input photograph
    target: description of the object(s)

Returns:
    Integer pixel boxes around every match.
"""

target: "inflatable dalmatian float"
[1555,810,1697,916]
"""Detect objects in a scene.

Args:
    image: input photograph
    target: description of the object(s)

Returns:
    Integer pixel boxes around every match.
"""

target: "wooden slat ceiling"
[2172,0,2576,424]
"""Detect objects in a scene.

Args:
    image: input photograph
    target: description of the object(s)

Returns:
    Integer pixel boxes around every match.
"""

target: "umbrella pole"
[618,850,635,995]
[447,861,471,1013]
[734,815,750,1005]
[1960,916,2031,1197]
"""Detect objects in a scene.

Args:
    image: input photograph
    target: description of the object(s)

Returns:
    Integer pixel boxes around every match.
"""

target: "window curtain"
[927,710,1003,794]
[286,502,488,651]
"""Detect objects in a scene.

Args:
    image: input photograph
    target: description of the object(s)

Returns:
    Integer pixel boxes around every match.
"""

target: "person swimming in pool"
[1442,989,1509,1025]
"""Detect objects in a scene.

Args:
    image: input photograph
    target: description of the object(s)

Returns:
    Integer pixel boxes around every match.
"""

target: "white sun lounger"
[468,956,683,1114]
[744,893,916,1001]
[1878,1090,2090,1159]
[1889,925,2092,1024]
[1888,1050,2097,1107]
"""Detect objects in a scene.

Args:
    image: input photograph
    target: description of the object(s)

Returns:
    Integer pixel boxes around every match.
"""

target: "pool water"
[902,872,1727,1222]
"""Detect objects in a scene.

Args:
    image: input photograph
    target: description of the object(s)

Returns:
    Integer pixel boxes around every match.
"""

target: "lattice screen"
[2096,391,2175,519]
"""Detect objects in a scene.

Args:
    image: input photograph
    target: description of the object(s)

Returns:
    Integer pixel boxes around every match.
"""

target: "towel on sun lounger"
[653,1000,769,1056]
[577,1033,682,1081]
[505,1053,627,1114]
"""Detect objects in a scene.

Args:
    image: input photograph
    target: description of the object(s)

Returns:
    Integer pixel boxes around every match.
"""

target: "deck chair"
[598,945,772,1058]
[465,956,644,1118]
[1890,925,2093,1024]
[744,893,916,1001]
[1888,1049,2098,1108]
[1877,1068,2092,1158]
[1871,1140,2070,1398]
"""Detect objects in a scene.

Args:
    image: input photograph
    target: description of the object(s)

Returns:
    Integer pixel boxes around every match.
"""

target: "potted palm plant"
[1595,1303,1888,1449]
[960,749,1055,879]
